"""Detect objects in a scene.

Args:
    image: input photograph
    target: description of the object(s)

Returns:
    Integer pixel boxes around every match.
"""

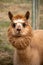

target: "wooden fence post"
[32,0,40,29]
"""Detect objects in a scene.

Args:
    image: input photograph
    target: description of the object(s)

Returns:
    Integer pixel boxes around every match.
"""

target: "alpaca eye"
[12,23,16,28]
[22,23,26,27]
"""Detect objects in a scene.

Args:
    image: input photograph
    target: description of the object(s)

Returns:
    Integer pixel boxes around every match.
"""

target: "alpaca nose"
[17,28,21,31]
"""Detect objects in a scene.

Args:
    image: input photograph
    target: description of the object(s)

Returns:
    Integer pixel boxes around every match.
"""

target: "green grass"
[0,37,14,53]
[0,21,10,28]
[0,0,14,3]
[0,0,31,3]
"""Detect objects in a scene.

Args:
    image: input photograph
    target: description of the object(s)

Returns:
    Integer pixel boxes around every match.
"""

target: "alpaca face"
[11,19,30,37]
[8,11,30,37]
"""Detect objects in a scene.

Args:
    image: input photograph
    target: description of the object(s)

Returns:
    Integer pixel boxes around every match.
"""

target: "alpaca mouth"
[16,32,21,37]
[16,34,21,37]
[12,33,22,37]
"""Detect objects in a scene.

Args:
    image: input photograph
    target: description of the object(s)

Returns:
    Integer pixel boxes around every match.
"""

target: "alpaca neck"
[16,45,31,62]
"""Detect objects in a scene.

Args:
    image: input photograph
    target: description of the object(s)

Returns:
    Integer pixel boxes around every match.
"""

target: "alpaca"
[8,11,43,65]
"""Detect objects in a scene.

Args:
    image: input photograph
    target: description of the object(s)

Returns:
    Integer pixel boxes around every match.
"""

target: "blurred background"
[0,0,43,65]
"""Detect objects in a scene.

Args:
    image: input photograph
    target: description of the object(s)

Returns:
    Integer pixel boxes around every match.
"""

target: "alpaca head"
[8,11,32,50]
[8,11,30,37]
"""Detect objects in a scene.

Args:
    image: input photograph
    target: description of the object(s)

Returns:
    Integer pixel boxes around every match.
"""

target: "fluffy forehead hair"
[13,15,25,19]
[8,11,30,21]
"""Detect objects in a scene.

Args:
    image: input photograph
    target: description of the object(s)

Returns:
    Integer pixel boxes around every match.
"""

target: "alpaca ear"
[8,11,13,20]
[25,11,30,20]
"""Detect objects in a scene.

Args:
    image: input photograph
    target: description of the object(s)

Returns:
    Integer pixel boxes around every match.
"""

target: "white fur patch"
[13,19,24,23]
[16,23,22,29]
